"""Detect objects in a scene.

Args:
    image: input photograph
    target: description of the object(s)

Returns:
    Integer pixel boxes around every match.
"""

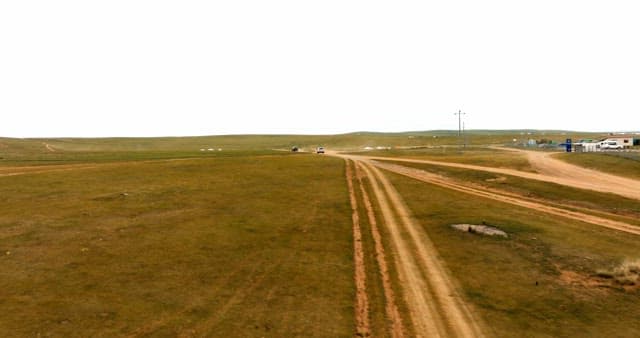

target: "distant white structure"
[574,142,598,152]
[604,137,633,148]
[574,136,632,152]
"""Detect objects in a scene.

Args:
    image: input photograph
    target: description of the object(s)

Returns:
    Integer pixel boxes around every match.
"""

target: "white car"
[316,147,325,154]
[600,141,623,150]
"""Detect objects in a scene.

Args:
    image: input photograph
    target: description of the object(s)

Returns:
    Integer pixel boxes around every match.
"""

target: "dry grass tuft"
[597,260,640,285]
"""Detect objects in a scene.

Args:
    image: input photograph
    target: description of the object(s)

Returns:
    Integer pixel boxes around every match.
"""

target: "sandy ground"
[347,151,640,201]
[372,160,640,236]
[338,153,486,338]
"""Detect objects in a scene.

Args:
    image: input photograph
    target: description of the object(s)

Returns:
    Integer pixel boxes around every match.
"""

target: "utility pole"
[454,110,466,149]
[463,121,467,148]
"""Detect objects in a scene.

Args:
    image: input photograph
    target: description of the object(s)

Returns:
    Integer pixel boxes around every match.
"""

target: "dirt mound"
[451,224,508,238]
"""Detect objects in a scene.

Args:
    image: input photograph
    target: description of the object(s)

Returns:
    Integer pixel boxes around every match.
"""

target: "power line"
[454,109,466,148]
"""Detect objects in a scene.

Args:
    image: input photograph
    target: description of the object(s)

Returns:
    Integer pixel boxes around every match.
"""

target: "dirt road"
[0,156,246,178]
[504,147,640,200]
[345,160,370,337]
[354,162,404,338]
[332,147,640,336]
[0,164,101,177]
[372,161,640,236]
[338,154,486,337]
[346,152,640,201]
[43,143,57,152]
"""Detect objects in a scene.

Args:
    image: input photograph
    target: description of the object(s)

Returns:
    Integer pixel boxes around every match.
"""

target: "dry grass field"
[2,132,639,337]
[0,150,355,337]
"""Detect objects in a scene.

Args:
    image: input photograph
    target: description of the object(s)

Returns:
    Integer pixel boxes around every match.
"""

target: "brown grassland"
[2,133,640,337]
[0,152,355,337]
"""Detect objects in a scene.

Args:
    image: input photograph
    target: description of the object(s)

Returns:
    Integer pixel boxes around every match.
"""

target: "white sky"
[1,1,639,137]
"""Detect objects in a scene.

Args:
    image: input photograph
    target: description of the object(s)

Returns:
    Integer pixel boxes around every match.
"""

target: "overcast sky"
[1,1,639,137]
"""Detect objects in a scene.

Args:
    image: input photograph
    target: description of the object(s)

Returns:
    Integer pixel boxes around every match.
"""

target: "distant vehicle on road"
[600,141,624,150]
[291,146,299,152]
[316,147,325,154]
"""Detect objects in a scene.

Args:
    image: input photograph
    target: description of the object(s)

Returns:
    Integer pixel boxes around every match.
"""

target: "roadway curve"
[345,149,640,201]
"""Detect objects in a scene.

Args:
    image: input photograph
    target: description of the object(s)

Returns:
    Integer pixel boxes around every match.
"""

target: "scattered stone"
[5,251,10,256]
[451,224,508,238]
[81,247,89,252]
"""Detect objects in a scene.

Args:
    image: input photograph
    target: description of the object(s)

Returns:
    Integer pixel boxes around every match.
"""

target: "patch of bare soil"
[559,270,609,290]
[498,147,640,201]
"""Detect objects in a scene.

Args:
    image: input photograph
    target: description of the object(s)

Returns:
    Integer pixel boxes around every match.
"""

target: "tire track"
[125,252,263,337]
[354,162,405,338]
[358,161,485,338]
[345,159,371,337]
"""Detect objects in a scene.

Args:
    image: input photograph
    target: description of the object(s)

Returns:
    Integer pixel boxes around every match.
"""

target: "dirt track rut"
[345,160,371,336]
[354,162,405,338]
[347,156,485,337]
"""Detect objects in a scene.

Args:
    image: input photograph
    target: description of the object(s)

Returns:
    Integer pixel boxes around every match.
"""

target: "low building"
[573,142,598,152]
